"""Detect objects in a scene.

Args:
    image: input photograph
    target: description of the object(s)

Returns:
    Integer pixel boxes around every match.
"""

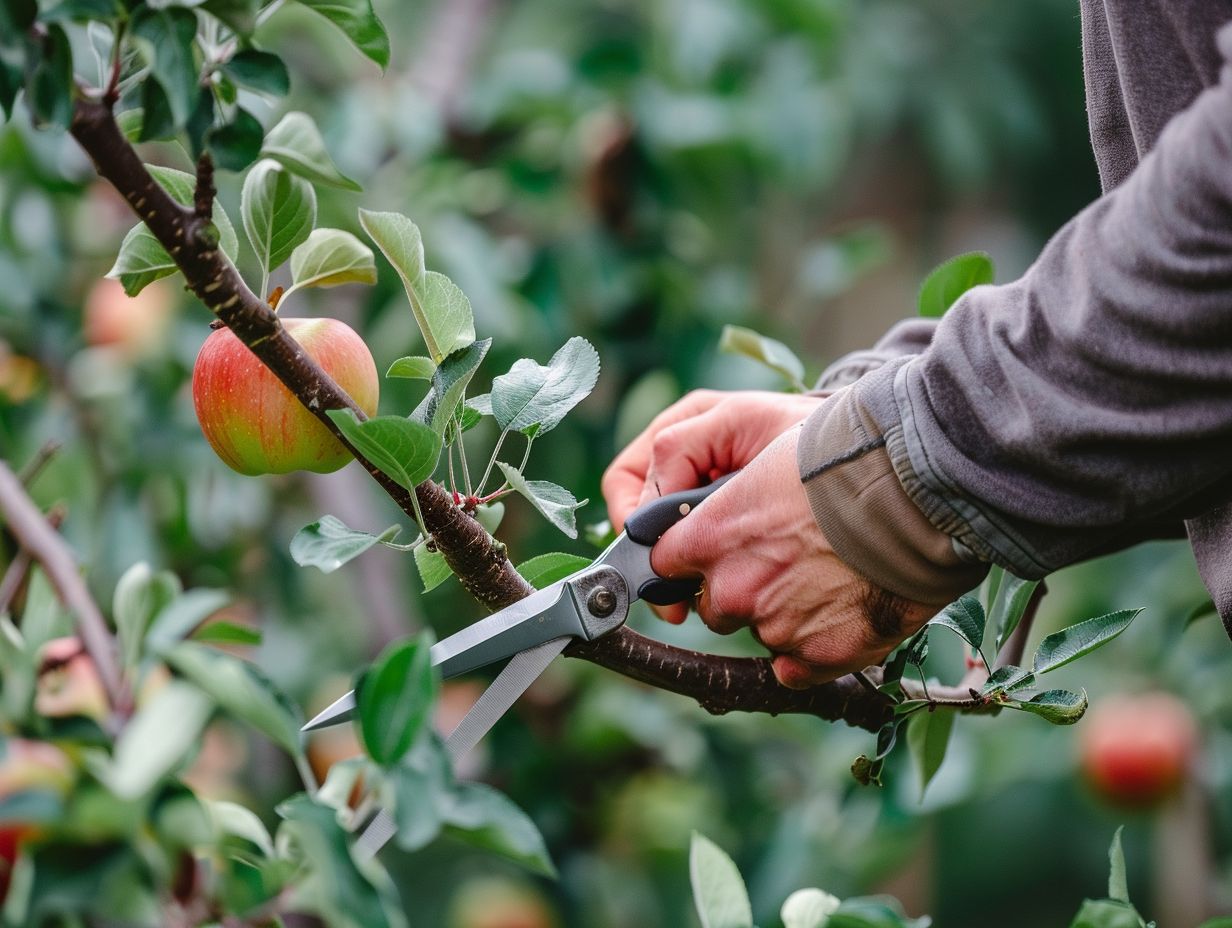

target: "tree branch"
[0,462,126,712]
[66,95,900,731]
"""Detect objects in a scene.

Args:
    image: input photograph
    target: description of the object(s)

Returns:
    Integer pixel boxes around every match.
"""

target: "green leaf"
[107,680,213,800]
[275,796,405,928]
[290,515,401,574]
[412,544,452,593]
[222,49,289,96]
[287,228,376,293]
[209,799,274,857]
[718,324,807,391]
[905,627,929,667]
[291,0,390,69]
[1107,827,1129,904]
[38,0,119,19]
[1069,899,1147,928]
[828,898,933,928]
[207,105,264,172]
[326,409,442,492]
[137,78,176,142]
[781,889,842,928]
[980,664,1036,696]
[145,588,230,653]
[0,0,36,38]
[906,708,954,800]
[918,251,994,318]
[200,0,259,35]
[443,782,556,878]
[130,7,199,129]
[491,337,600,436]
[459,404,484,432]
[516,553,592,590]
[929,594,986,651]
[386,356,436,380]
[191,621,262,647]
[413,339,491,434]
[992,575,1040,653]
[261,111,362,191]
[1033,609,1142,675]
[242,159,316,278]
[496,463,586,538]
[25,24,73,128]
[113,562,182,671]
[1007,688,1088,725]
[1196,920,1232,928]
[0,57,22,123]
[689,832,753,928]
[358,210,475,362]
[107,165,240,296]
[356,635,438,766]
[164,642,304,757]
[185,85,215,159]
[473,501,504,534]
[390,737,449,851]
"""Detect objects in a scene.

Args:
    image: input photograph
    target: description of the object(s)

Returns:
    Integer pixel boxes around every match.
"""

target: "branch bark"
[67,95,898,732]
[0,462,126,712]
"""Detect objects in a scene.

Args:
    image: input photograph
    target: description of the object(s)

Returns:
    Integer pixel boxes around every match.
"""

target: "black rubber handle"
[624,474,735,606]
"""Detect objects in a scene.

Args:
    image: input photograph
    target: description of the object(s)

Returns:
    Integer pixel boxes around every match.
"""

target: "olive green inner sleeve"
[797,390,988,607]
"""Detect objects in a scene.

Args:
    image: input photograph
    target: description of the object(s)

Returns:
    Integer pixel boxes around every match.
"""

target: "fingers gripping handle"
[623,474,734,606]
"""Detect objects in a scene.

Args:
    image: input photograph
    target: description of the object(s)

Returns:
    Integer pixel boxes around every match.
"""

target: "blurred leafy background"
[1,0,1229,925]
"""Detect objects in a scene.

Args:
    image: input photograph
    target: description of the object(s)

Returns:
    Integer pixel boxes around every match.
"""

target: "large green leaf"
[276,796,405,928]
[222,49,289,96]
[718,324,807,391]
[929,594,986,651]
[261,111,362,191]
[412,543,452,593]
[291,0,390,69]
[490,337,600,436]
[107,680,213,799]
[130,7,198,128]
[412,339,491,434]
[356,635,438,766]
[112,562,182,671]
[918,251,994,318]
[25,23,73,128]
[209,799,274,857]
[145,588,230,653]
[496,463,586,538]
[286,228,376,294]
[1107,827,1129,904]
[358,210,476,362]
[164,642,304,757]
[290,515,401,574]
[781,889,842,928]
[906,707,954,799]
[1032,609,1142,674]
[206,105,264,172]
[991,575,1040,653]
[242,159,317,278]
[442,782,556,878]
[516,553,592,590]
[200,0,259,35]
[689,832,753,928]
[1007,688,1088,725]
[326,409,442,492]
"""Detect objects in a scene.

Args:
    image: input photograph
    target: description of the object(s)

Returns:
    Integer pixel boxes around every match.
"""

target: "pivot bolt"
[588,587,617,618]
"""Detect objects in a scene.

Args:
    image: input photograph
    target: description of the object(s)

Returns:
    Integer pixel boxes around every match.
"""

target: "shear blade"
[301,582,583,733]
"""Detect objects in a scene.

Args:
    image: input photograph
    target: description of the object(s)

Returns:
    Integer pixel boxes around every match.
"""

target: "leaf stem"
[516,434,535,475]
[477,427,509,497]
[455,412,473,497]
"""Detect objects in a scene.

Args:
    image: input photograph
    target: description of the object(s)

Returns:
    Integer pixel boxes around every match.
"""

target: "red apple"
[0,740,72,901]
[84,277,175,359]
[192,318,379,475]
[35,637,108,722]
[1079,691,1199,808]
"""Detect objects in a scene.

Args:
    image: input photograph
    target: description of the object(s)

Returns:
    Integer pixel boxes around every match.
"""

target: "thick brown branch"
[0,462,126,711]
[66,95,901,729]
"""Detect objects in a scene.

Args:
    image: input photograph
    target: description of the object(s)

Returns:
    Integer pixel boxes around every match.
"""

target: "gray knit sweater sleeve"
[805,23,1232,581]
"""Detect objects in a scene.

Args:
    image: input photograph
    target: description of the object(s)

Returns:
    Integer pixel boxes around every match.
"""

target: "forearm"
[803,23,1232,582]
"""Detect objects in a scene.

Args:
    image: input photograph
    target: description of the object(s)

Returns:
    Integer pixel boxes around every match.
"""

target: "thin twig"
[16,440,61,487]
[0,505,65,617]
[0,462,126,711]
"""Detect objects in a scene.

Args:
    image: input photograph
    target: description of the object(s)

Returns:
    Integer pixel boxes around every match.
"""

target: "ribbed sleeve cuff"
[797,389,988,607]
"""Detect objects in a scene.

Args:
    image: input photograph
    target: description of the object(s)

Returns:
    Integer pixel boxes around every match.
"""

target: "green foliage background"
[2,0,1230,924]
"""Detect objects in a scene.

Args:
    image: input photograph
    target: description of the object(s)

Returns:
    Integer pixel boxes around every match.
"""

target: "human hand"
[602,389,824,532]
[648,428,936,687]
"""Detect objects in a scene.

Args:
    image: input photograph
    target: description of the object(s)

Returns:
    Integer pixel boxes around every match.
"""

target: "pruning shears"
[302,475,732,856]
